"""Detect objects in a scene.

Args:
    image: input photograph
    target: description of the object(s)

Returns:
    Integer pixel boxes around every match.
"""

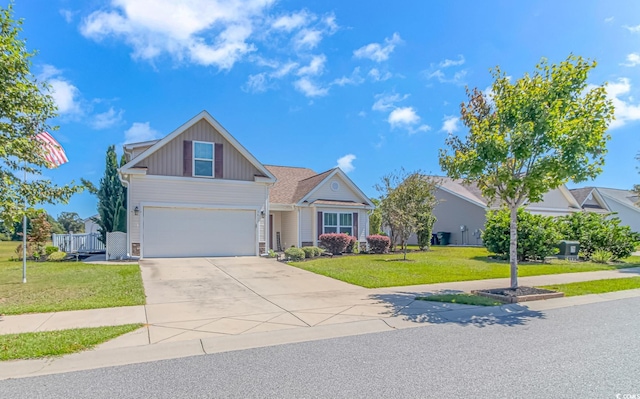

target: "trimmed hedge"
[285,247,305,261]
[47,251,67,261]
[319,233,350,255]
[367,235,390,254]
[345,236,357,253]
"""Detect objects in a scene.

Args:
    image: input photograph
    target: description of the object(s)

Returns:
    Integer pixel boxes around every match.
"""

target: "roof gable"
[120,111,275,182]
[298,168,374,208]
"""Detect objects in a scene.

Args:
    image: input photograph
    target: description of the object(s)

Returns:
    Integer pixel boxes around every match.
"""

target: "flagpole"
[22,165,27,284]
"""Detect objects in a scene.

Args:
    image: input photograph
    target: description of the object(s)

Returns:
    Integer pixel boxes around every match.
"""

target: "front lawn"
[289,246,640,288]
[0,324,143,361]
[0,242,146,315]
[539,277,640,297]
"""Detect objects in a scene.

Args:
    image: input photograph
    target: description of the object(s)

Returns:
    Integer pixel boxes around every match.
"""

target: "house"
[118,110,373,258]
[569,187,640,233]
[83,214,99,234]
[409,177,582,246]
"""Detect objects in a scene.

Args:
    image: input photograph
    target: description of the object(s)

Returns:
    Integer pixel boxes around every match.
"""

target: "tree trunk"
[403,241,407,260]
[509,205,518,289]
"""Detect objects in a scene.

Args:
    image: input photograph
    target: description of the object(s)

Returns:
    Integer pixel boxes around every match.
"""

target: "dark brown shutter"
[214,143,223,179]
[183,140,192,176]
[353,212,359,238]
[317,211,323,238]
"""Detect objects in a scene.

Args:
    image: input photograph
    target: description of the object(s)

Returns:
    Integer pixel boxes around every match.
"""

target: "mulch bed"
[473,286,565,304]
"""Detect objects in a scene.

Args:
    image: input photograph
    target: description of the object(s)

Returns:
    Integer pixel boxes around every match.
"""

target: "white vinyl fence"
[52,233,105,253]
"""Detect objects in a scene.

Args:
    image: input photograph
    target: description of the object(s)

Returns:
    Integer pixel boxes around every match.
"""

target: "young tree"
[439,55,614,289]
[376,170,438,260]
[57,212,84,233]
[93,145,127,243]
[0,4,79,228]
[368,198,382,235]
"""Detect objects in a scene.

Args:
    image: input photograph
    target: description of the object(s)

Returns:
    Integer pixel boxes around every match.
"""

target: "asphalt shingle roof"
[265,165,336,204]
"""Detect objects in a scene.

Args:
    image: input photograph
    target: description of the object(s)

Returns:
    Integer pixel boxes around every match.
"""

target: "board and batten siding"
[306,177,361,202]
[133,119,261,181]
[129,175,268,254]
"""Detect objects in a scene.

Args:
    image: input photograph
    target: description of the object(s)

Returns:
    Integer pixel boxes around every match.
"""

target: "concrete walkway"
[1,261,639,380]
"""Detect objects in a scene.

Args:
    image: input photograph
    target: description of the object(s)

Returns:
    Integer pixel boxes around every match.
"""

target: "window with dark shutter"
[183,140,192,176]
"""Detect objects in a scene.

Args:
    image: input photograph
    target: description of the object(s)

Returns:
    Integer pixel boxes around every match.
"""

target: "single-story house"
[118,110,373,258]
[569,187,640,233]
[408,177,582,246]
[83,214,99,234]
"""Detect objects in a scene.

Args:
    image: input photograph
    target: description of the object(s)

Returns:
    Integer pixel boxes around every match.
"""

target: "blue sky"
[10,0,640,219]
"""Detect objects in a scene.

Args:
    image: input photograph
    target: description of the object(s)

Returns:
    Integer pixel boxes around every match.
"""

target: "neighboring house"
[118,110,373,258]
[83,215,99,234]
[408,177,582,246]
[265,165,374,251]
[570,187,640,233]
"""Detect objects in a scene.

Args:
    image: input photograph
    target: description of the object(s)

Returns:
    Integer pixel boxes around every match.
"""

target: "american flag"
[34,131,69,168]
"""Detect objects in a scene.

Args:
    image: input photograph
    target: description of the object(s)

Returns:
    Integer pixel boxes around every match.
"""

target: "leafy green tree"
[439,55,614,288]
[0,4,80,229]
[368,198,382,235]
[416,213,437,250]
[92,145,127,243]
[57,212,84,233]
[376,170,438,260]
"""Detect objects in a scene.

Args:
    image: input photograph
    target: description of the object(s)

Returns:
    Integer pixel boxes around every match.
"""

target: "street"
[1,297,639,399]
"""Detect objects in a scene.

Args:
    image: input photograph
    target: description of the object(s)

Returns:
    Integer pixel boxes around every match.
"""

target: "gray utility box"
[558,240,580,260]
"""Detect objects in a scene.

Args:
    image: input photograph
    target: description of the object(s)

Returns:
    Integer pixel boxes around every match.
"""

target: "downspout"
[264,184,270,255]
[117,171,131,258]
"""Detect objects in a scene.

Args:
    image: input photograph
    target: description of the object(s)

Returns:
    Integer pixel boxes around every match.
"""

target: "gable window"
[323,212,352,235]
[193,141,214,177]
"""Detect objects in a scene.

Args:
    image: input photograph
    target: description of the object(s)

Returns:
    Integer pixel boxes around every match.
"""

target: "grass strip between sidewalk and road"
[0,324,144,361]
[416,293,502,306]
[539,277,640,297]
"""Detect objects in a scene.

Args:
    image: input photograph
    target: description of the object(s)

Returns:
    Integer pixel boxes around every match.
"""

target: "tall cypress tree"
[92,145,126,243]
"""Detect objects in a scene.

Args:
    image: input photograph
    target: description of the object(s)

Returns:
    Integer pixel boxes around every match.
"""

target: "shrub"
[267,249,277,258]
[483,208,561,261]
[345,236,357,253]
[367,235,391,254]
[15,242,34,259]
[45,245,59,255]
[302,246,316,258]
[284,247,305,261]
[416,214,436,250]
[557,212,638,260]
[47,251,67,261]
[591,249,612,264]
[319,233,350,255]
[312,246,323,257]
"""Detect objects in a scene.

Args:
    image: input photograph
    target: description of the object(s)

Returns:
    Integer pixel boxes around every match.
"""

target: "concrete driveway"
[139,257,400,344]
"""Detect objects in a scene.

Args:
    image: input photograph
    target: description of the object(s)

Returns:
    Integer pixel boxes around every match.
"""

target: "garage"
[142,207,256,258]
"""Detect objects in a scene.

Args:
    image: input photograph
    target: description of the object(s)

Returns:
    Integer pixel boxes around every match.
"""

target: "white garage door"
[142,207,256,258]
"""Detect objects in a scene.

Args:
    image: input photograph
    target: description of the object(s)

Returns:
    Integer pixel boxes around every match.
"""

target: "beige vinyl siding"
[271,212,282,250]
[602,198,640,233]
[527,188,575,216]
[133,119,261,181]
[431,189,486,245]
[129,175,268,253]
[299,207,314,243]
[280,211,298,249]
[307,177,361,202]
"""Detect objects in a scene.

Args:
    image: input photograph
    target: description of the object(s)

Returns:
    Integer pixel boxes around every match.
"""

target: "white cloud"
[297,54,326,76]
[293,28,323,50]
[80,0,275,70]
[441,115,460,134]
[124,122,161,143]
[336,154,356,173]
[604,16,614,23]
[624,24,640,33]
[242,72,269,93]
[622,53,640,67]
[39,65,82,115]
[438,55,465,68]
[271,10,312,32]
[60,9,76,23]
[368,68,392,82]
[606,78,640,129]
[91,107,124,129]
[353,32,402,62]
[388,107,419,127]
[372,92,409,112]
[294,77,328,97]
[425,55,468,85]
[331,67,364,86]
[271,61,299,78]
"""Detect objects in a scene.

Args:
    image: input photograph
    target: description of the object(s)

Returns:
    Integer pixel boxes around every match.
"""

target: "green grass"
[539,277,640,297]
[0,241,146,315]
[0,324,143,361]
[416,293,502,306]
[290,246,640,288]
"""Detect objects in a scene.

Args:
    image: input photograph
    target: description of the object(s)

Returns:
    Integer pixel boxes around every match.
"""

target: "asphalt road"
[1,297,639,399]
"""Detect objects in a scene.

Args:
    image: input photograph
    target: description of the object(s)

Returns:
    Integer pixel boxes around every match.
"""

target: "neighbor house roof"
[569,187,595,205]
[265,165,333,204]
[597,187,639,209]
